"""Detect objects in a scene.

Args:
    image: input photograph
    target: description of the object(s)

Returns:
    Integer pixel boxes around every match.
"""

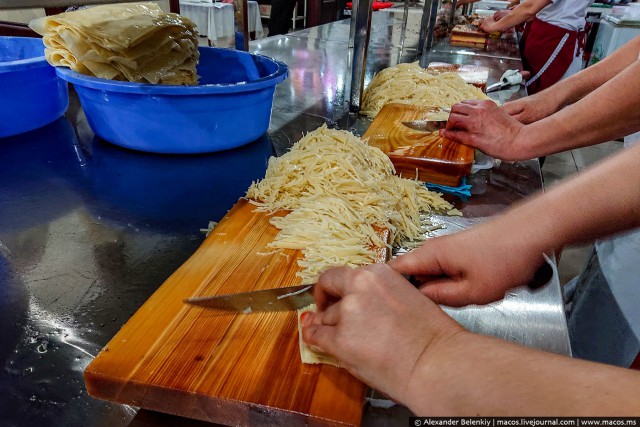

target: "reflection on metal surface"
[396,219,570,355]
[86,135,272,232]
[0,114,272,425]
[444,277,571,355]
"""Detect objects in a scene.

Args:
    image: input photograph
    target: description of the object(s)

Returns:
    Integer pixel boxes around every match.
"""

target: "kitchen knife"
[400,106,450,132]
[184,284,314,313]
[184,260,553,314]
[401,120,447,133]
[486,69,524,93]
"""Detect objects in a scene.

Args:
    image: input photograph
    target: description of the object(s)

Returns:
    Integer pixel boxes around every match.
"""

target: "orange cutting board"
[363,103,474,186]
[84,198,388,426]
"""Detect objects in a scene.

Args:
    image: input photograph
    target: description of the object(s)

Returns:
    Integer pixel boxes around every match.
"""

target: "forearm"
[518,58,640,157]
[487,1,544,31]
[529,36,640,115]
[487,142,640,257]
[406,331,640,415]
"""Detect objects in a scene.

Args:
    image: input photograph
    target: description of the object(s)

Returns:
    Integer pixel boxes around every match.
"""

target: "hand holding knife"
[183,261,553,313]
[401,107,450,133]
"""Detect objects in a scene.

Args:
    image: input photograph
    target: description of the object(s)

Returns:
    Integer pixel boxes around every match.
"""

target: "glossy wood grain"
[363,103,474,186]
[85,199,388,427]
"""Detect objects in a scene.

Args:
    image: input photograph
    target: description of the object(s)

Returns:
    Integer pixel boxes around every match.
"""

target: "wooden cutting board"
[85,198,389,426]
[363,103,474,187]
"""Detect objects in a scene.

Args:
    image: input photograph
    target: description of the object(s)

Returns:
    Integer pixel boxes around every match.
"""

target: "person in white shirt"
[480,0,592,94]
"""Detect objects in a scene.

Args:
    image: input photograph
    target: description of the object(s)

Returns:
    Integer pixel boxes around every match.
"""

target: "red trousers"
[520,18,579,94]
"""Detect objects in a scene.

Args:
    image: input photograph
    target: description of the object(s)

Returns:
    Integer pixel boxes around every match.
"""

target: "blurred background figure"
[268,0,297,35]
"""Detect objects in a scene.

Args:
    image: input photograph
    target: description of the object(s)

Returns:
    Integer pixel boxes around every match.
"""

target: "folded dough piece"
[297,304,340,367]
[31,3,165,49]
[30,3,199,85]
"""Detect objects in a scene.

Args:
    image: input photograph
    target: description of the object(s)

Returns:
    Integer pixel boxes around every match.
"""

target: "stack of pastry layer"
[30,3,199,85]
[450,24,488,48]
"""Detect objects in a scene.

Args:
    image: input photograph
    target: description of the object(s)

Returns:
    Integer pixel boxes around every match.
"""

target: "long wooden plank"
[363,103,474,186]
[85,199,388,426]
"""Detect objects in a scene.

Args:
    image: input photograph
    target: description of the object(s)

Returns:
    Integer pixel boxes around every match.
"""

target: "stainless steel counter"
[0,15,569,427]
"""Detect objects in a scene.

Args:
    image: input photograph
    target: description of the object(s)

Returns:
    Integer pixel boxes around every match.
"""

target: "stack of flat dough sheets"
[30,3,199,85]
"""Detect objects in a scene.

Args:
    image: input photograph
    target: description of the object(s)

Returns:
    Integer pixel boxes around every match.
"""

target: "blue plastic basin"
[0,37,69,138]
[56,47,289,154]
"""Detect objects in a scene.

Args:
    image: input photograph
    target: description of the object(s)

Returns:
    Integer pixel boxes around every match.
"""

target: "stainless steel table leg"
[348,0,359,48]
[418,0,440,64]
[424,0,440,53]
[242,0,249,51]
[399,0,410,52]
[349,0,374,112]
[234,0,250,51]
[449,0,458,29]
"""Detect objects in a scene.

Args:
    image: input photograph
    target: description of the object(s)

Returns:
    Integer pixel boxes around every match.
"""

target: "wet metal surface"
[0,115,271,427]
[0,17,568,427]
[287,11,521,60]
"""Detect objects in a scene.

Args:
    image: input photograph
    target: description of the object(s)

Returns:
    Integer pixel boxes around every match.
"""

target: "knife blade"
[184,260,554,314]
[485,81,507,93]
[486,69,524,93]
[401,120,447,133]
[184,284,314,313]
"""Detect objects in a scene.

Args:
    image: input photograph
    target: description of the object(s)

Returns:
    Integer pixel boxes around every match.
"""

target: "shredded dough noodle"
[361,62,490,117]
[246,124,456,285]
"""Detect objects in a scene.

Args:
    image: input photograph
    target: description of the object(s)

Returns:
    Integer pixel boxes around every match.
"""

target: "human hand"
[387,224,547,307]
[502,94,559,124]
[479,17,497,33]
[440,100,526,161]
[301,264,464,406]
